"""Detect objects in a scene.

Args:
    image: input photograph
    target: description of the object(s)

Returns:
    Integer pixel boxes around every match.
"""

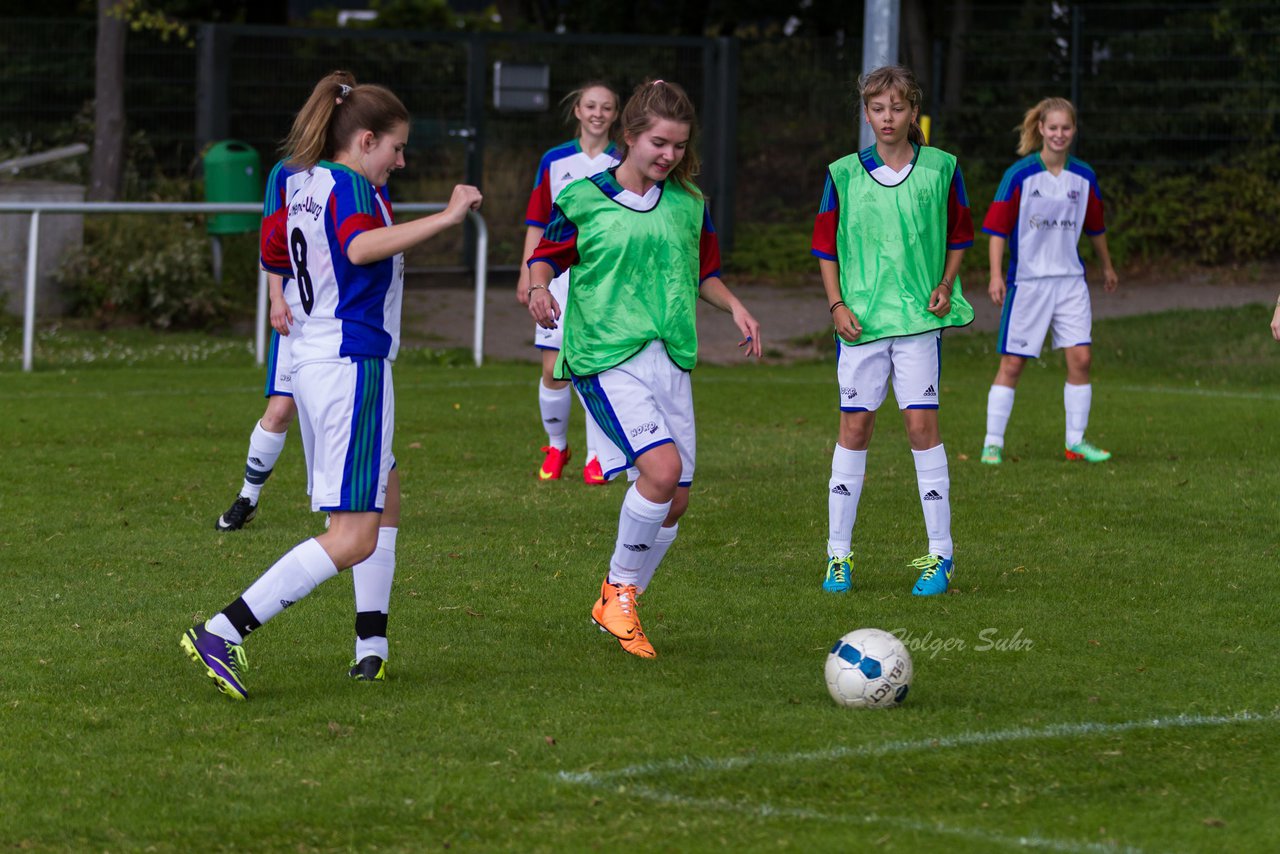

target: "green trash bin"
[203,140,262,234]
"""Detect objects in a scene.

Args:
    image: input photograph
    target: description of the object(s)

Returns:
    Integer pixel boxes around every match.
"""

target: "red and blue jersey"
[531,170,721,283]
[982,154,1106,282]
[262,162,402,366]
[524,139,621,229]
[811,146,973,260]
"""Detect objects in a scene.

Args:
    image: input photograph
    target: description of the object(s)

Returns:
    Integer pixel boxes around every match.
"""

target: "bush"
[56,214,255,329]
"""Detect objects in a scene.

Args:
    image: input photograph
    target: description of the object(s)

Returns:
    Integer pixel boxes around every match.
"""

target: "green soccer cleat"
[181,624,249,700]
[822,554,854,594]
[980,444,1003,465]
[1065,440,1112,463]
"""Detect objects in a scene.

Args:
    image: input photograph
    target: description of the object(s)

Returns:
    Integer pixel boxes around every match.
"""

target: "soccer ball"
[824,628,913,709]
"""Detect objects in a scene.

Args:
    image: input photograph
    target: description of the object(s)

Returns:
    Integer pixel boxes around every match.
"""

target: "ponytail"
[1016,97,1076,156]
[283,71,409,170]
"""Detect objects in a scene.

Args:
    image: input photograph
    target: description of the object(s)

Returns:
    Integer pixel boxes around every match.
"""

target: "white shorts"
[998,275,1092,357]
[571,340,695,485]
[533,272,570,351]
[293,358,394,513]
[264,281,305,397]
[836,330,942,411]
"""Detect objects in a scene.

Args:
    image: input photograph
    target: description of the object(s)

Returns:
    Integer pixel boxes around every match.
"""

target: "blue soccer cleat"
[910,554,954,597]
[181,623,249,700]
[823,554,854,594]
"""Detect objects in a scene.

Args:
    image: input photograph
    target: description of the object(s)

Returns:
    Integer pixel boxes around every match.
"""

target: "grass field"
[1,306,1278,852]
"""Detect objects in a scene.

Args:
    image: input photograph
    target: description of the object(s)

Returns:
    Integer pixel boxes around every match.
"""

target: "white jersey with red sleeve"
[262,161,403,368]
[981,154,1106,284]
[524,139,621,229]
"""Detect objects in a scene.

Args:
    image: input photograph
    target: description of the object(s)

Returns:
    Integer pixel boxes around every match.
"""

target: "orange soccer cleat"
[591,576,655,658]
[538,445,571,480]
[582,456,608,485]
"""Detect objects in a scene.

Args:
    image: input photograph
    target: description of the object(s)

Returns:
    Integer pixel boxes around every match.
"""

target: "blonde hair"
[560,80,621,138]
[282,70,409,170]
[616,79,701,193]
[1017,97,1076,155]
[859,65,926,146]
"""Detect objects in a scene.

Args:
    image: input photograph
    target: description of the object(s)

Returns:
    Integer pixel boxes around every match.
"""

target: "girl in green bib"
[810,65,974,597]
[527,79,761,658]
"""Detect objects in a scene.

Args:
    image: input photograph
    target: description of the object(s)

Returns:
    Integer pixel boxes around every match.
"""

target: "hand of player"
[515,267,531,306]
[269,297,293,336]
[1271,304,1280,342]
[444,184,483,226]
[927,283,952,317]
[833,305,862,343]
[732,304,762,358]
[528,287,560,329]
[989,275,1006,306]
[1102,265,1119,293]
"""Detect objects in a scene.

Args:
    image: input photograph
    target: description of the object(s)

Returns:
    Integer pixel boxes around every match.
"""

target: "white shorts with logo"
[293,358,394,513]
[836,330,942,411]
[998,274,1092,357]
[533,272,571,351]
[264,281,305,397]
[571,340,695,485]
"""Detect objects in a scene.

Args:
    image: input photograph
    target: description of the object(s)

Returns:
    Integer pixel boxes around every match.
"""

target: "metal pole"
[255,268,268,366]
[470,209,488,366]
[22,212,40,372]
[860,0,901,150]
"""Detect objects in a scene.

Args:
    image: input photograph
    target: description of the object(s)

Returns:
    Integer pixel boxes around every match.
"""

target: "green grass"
[1,306,1278,852]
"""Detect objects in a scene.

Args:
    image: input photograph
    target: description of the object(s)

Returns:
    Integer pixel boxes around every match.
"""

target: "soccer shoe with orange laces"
[591,576,656,658]
[538,445,571,480]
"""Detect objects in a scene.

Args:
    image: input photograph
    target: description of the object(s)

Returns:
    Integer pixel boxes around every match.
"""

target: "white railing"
[0,201,489,371]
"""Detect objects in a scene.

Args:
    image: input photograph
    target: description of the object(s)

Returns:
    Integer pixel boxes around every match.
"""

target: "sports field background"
[1,305,1277,851]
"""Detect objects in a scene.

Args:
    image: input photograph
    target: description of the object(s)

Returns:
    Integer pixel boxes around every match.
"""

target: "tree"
[89,0,126,201]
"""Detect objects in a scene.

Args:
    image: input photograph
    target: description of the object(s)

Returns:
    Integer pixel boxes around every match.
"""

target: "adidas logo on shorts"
[923,385,937,397]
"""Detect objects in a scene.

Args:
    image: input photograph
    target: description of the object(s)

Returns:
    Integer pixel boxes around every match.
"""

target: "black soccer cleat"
[348,655,387,681]
[215,496,258,532]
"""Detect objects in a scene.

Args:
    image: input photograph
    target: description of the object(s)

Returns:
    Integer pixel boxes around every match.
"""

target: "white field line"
[558,711,1278,853]
[558,709,1278,784]
[624,784,1143,854]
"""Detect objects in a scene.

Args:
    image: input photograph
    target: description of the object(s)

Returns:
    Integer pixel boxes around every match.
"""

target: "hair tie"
[339,84,352,97]
[652,79,664,86]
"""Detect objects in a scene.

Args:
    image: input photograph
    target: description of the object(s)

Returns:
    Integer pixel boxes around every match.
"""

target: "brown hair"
[858,65,926,146]
[616,79,701,193]
[559,80,621,137]
[1017,97,1076,155]
[282,70,409,170]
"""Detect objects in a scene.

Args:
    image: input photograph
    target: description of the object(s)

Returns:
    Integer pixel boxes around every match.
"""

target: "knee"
[260,399,296,433]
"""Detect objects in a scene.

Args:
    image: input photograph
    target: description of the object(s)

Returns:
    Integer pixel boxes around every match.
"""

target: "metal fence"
[1,5,1278,261]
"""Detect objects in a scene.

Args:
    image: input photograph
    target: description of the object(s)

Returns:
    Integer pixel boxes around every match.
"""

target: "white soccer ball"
[824,628,913,709]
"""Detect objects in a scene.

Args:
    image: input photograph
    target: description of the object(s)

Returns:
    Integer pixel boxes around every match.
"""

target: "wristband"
[829,300,846,314]
[528,284,548,293]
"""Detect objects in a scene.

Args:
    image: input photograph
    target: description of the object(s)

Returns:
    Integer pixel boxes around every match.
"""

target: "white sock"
[608,485,671,587]
[828,444,866,558]
[539,381,571,450]
[241,421,288,503]
[984,385,1016,448]
[352,527,396,661]
[636,523,678,593]
[207,538,338,643]
[582,403,605,463]
[913,444,953,558]
[1064,383,1091,446]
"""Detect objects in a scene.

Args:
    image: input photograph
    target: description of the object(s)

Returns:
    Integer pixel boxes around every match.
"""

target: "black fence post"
[712,36,739,254]
[195,23,231,152]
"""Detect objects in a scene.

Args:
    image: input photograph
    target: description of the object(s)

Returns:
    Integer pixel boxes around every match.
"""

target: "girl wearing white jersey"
[980,97,1119,465]
[811,65,974,598]
[516,82,621,484]
[182,72,481,700]
[527,80,761,658]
